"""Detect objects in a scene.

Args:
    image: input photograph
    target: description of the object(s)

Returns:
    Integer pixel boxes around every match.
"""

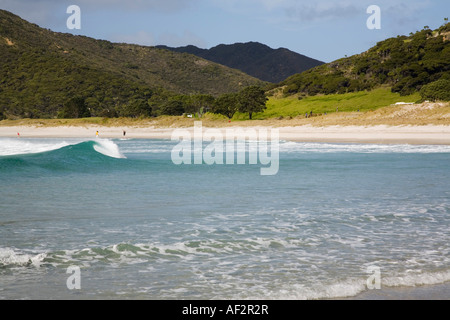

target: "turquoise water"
[0,138,449,299]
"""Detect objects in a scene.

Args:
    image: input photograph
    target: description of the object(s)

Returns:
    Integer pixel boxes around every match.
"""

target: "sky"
[0,0,449,62]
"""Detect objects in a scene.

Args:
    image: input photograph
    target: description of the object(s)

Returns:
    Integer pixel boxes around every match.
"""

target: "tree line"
[57,86,267,120]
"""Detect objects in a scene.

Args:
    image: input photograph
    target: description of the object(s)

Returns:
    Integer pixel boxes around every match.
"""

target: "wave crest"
[0,138,126,159]
[0,248,47,267]
[93,139,126,159]
[0,139,70,157]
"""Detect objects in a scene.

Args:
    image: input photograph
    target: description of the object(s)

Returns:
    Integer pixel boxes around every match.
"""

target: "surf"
[0,247,47,268]
[4,240,448,300]
[0,138,126,175]
[0,138,125,158]
[0,138,71,157]
[92,139,126,159]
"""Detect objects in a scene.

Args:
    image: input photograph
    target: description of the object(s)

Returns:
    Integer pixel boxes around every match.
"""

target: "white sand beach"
[1,124,450,145]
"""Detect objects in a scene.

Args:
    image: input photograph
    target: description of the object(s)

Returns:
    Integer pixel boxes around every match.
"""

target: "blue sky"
[1,0,448,62]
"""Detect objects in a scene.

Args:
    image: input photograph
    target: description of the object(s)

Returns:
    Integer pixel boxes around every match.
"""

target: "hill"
[157,42,324,83]
[277,23,450,99]
[0,10,264,119]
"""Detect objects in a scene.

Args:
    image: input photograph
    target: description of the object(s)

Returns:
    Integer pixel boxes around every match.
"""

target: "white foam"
[119,145,173,154]
[279,141,450,154]
[0,138,70,156]
[305,280,367,300]
[93,139,126,159]
[383,270,450,287]
[6,240,448,300]
[41,238,295,267]
[235,271,450,300]
[0,248,46,267]
[112,140,450,156]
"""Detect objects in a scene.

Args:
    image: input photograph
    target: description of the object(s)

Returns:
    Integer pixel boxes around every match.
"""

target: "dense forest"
[276,22,450,101]
[0,10,264,119]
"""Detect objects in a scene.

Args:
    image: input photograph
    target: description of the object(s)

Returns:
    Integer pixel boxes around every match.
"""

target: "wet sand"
[346,283,450,300]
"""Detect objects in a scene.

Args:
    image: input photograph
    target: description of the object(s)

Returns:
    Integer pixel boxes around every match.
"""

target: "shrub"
[420,79,450,101]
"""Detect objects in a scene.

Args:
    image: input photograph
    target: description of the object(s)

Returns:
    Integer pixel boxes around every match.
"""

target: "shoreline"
[1,124,450,145]
[343,282,450,300]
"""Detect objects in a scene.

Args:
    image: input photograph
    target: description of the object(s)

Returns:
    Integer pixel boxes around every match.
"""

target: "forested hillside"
[0,10,264,119]
[277,23,450,100]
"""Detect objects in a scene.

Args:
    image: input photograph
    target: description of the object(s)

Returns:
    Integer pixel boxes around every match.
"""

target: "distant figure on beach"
[96,131,99,138]
[123,130,126,137]
[336,107,339,112]
[17,132,20,138]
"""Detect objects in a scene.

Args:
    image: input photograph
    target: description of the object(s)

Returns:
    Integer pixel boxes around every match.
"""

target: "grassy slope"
[252,87,421,120]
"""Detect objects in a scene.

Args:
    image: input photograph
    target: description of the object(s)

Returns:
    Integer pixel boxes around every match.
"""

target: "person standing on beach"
[96,131,99,138]
[123,130,126,137]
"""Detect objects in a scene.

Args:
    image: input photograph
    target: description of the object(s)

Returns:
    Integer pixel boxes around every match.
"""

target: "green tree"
[420,79,450,101]
[212,93,239,119]
[160,97,186,116]
[58,97,91,119]
[185,94,215,116]
[238,86,268,120]
[117,99,152,118]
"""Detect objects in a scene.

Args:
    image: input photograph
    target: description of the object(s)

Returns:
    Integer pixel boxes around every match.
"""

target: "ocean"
[0,137,449,300]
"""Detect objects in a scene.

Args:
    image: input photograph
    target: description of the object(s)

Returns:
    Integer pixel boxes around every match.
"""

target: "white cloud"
[285,2,361,22]
[210,0,436,23]
[2,0,437,28]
